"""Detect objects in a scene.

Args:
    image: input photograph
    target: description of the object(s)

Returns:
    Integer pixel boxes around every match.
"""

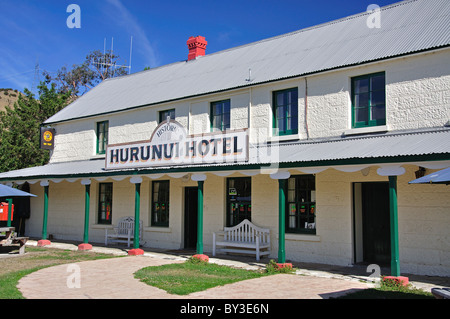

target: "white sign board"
[105,121,248,170]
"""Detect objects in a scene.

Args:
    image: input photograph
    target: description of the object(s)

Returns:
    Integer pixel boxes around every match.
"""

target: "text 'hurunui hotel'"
[1,0,449,277]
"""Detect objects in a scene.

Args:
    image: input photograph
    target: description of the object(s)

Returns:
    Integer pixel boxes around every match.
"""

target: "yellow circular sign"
[43,131,53,142]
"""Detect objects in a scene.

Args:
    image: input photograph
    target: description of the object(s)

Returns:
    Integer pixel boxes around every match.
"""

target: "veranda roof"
[0,128,449,183]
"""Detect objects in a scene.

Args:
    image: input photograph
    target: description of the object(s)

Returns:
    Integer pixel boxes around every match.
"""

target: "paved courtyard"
[14,240,450,300]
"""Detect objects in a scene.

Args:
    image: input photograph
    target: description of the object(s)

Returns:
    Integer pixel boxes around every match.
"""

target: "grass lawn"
[135,259,270,295]
[0,245,436,299]
[0,246,120,299]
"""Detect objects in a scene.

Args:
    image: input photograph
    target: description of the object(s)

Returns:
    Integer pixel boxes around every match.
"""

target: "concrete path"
[15,240,448,299]
[18,255,371,299]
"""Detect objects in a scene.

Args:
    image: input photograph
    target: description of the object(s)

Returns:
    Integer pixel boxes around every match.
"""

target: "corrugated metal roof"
[253,128,450,164]
[1,128,449,181]
[45,0,450,124]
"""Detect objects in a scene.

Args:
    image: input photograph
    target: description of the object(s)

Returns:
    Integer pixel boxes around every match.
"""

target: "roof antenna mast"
[95,37,133,78]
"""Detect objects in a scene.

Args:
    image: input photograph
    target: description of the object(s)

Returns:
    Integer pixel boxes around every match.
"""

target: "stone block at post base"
[37,239,51,247]
[383,276,409,286]
[192,254,209,262]
[78,243,92,251]
[276,263,293,270]
[128,248,144,256]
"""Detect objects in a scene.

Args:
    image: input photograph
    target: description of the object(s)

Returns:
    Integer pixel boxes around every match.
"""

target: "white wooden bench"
[105,216,143,248]
[212,219,270,261]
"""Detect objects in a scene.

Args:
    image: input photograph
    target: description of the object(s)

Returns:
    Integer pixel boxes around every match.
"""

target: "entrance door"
[360,182,391,265]
[184,187,198,249]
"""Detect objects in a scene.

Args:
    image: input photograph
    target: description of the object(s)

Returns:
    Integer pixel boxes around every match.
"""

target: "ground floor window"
[98,183,113,224]
[286,175,316,234]
[226,177,251,227]
[152,180,170,227]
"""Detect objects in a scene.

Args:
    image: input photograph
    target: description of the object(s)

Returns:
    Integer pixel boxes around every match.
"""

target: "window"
[226,177,251,227]
[159,109,175,123]
[273,88,298,136]
[286,175,316,234]
[96,121,109,155]
[151,180,170,227]
[351,72,386,128]
[211,99,230,132]
[98,183,113,224]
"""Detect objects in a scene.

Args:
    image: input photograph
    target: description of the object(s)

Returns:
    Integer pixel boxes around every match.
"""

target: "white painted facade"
[19,48,450,276]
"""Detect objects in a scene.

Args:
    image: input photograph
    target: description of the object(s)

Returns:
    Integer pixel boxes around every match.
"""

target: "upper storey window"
[273,88,298,136]
[351,72,386,128]
[159,109,175,123]
[210,99,230,132]
[96,121,109,155]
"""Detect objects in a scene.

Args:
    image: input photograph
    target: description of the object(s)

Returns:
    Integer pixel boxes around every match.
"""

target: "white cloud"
[105,0,159,69]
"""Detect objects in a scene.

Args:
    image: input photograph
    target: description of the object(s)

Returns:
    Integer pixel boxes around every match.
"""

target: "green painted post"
[278,179,286,263]
[6,198,13,227]
[389,176,400,277]
[42,185,49,240]
[83,184,90,244]
[134,182,141,249]
[196,180,204,255]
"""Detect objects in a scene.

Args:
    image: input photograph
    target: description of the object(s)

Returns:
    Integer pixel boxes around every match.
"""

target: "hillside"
[0,88,21,112]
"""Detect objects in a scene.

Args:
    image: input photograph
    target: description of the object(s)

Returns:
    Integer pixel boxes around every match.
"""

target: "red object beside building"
[0,202,14,221]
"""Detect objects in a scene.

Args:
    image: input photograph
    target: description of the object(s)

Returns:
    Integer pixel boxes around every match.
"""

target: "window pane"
[371,75,385,91]
[286,175,316,234]
[227,177,251,227]
[276,105,285,119]
[223,100,230,114]
[212,116,221,131]
[371,105,386,121]
[288,89,298,105]
[152,181,170,226]
[356,107,368,123]
[278,118,286,132]
[276,92,284,106]
[354,78,369,94]
[274,88,298,135]
[355,92,369,108]
[160,109,175,123]
[223,113,230,130]
[211,100,230,131]
[371,90,385,106]
[214,104,222,115]
[98,183,112,224]
[97,121,108,155]
[352,73,385,128]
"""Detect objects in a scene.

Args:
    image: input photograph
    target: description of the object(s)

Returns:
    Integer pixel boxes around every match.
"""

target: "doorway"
[184,187,198,249]
[354,182,391,266]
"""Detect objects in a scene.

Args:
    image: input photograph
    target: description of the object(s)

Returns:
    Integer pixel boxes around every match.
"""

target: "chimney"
[187,36,207,61]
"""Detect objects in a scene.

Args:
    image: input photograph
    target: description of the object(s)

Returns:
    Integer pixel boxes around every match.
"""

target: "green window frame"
[273,88,298,136]
[151,180,170,227]
[226,177,251,227]
[351,72,386,128]
[286,175,316,234]
[98,183,113,225]
[96,121,109,155]
[159,109,175,123]
[210,99,230,132]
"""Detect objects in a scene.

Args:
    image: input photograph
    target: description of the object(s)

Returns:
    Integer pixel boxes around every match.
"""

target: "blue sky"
[0,0,400,94]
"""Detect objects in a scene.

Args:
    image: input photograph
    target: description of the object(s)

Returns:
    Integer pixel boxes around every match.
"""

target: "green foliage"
[266,259,296,274]
[0,268,42,299]
[0,82,70,172]
[44,50,129,98]
[135,261,269,295]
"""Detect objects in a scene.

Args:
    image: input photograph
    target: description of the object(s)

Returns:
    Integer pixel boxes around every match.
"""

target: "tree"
[44,50,129,98]
[0,82,70,172]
